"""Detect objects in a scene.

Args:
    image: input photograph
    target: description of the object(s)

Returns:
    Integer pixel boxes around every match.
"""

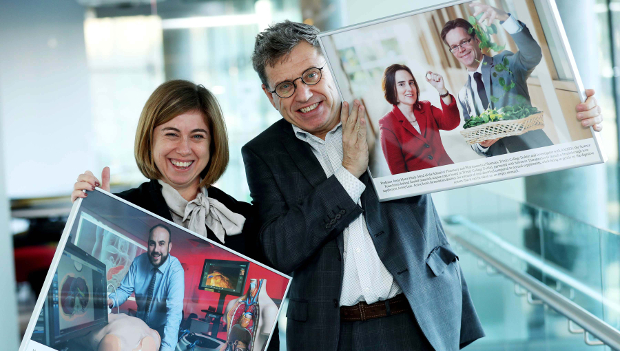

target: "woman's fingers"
[74,180,95,192]
[72,168,109,203]
[426,71,433,82]
[71,189,87,203]
[72,180,94,203]
[425,71,443,83]
[76,171,100,188]
[101,167,111,192]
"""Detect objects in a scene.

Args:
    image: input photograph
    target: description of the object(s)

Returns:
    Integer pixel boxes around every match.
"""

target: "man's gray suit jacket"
[242,119,484,351]
[458,21,553,156]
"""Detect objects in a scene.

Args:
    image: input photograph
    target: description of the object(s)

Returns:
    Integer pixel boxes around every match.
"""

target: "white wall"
[345,0,453,25]
[0,0,95,199]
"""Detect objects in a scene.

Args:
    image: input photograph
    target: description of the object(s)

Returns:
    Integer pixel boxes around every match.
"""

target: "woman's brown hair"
[382,64,421,110]
[134,80,229,188]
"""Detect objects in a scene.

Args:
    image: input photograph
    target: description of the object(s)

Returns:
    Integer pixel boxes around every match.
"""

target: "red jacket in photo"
[379,95,460,175]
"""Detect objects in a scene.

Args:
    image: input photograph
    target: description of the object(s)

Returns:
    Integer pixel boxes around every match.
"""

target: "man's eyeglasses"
[449,37,474,53]
[269,64,326,98]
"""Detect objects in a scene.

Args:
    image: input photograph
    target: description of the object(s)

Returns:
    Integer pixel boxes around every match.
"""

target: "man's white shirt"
[293,123,402,306]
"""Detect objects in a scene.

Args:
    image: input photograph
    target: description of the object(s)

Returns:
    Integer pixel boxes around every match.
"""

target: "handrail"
[446,215,620,315]
[446,227,620,350]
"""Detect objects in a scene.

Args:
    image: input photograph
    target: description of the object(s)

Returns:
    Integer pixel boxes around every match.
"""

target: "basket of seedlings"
[460,105,544,145]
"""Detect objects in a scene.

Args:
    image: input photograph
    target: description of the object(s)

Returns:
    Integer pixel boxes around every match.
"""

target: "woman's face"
[394,70,417,106]
[152,110,211,193]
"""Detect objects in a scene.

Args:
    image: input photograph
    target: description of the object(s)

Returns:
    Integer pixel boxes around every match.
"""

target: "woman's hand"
[426,71,447,95]
[426,71,452,104]
[71,167,111,202]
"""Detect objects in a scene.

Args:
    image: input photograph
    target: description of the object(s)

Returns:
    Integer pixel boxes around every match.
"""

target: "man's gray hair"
[252,20,321,88]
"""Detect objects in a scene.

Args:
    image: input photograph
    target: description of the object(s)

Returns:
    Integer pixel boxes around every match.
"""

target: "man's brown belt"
[340,294,409,322]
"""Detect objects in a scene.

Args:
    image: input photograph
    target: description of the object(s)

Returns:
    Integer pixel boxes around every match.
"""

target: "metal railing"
[445,215,620,350]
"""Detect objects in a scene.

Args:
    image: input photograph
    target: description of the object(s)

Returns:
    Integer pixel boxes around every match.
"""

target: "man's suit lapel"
[278,121,327,188]
[482,55,493,109]
[360,172,378,219]
[278,122,346,255]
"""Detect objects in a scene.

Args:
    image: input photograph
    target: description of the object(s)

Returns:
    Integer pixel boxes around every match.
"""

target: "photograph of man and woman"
[319,0,601,181]
[26,189,290,351]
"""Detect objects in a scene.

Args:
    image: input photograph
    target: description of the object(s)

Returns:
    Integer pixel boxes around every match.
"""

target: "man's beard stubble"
[149,251,169,268]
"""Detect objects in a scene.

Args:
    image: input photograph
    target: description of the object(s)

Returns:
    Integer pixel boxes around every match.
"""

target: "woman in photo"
[379,64,460,174]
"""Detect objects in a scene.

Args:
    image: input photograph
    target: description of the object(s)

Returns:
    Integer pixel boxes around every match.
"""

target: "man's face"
[148,227,171,268]
[262,41,341,139]
[445,27,482,71]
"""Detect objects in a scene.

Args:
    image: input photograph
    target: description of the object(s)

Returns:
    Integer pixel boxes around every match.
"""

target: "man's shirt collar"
[292,122,342,144]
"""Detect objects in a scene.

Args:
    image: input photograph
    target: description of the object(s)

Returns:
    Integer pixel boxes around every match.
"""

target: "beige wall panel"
[444,67,470,103]
[528,84,560,144]
[556,89,593,141]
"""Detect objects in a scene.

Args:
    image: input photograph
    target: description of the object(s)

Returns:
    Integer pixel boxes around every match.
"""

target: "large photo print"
[318,0,605,201]
[21,189,291,351]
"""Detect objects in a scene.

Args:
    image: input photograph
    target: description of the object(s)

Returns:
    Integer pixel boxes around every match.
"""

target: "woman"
[379,64,460,175]
[72,80,252,255]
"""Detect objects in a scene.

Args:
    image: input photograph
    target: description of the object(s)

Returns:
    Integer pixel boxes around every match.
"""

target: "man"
[242,21,602,351]
[442,3,587,156]
[108,224,184,351]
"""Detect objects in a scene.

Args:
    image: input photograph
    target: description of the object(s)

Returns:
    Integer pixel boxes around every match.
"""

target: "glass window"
[85,1,302,201]
[532,0,574,81]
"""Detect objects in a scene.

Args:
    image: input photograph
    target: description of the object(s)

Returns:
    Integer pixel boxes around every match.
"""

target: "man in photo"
[441,3,553,156]
[108,224,184,351]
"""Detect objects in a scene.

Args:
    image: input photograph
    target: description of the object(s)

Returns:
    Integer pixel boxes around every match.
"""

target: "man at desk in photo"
[108,224,185,351]
[442,3,555,156]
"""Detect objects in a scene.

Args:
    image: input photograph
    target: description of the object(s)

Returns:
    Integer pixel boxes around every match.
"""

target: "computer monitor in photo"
[198,259,250,296]
[45,242,108,347]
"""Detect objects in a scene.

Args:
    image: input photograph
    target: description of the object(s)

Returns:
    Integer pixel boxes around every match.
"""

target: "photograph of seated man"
[108,224,185,351]
[441,3,553,156]
[379,64,460,175]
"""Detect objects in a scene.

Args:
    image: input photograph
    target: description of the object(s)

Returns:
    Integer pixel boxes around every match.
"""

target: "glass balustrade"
[437,186,619,350]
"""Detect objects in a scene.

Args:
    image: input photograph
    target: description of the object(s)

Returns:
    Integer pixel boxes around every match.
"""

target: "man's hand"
[470,3,509,25]
[71,167,111,202]
[480,138,500,148]
[107,298,114,309]
[577,89,603,132]
[341,100,368,178]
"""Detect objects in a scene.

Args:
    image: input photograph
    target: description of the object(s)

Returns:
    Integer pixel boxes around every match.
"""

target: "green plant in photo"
[468,15,505,54]
[467,14,520,111]
[463,104,540,129]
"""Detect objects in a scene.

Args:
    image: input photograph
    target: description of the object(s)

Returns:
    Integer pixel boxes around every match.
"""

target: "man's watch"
[440,90,450,98]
